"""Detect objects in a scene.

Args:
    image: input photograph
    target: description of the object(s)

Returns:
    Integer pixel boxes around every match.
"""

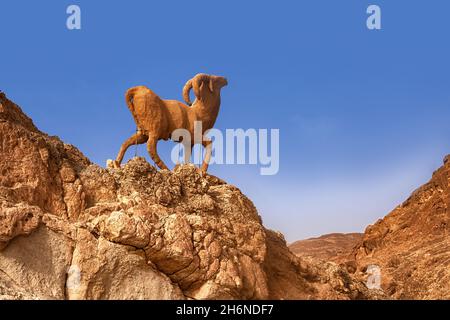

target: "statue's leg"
[201,139,213,173]
[114,132,147,167]
[147,137,169,170]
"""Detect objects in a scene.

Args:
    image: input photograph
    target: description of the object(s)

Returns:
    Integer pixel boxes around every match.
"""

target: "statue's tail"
[125,87,138,112]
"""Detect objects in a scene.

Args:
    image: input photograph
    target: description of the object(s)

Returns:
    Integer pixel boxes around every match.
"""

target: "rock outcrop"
[289,233,363,262]
[0,92,380,300]
[340,156,450,299]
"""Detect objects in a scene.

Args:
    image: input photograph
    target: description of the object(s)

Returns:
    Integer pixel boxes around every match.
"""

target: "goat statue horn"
[183,74,211,106]
[193,74,210,92]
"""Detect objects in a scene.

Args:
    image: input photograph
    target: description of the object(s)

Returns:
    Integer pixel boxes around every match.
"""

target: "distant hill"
[289,233,363,261]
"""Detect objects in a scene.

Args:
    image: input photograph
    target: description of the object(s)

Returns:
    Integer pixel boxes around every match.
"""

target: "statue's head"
[183,73,228,106]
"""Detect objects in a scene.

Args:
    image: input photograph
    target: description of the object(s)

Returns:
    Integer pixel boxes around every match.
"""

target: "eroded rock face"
[0,92,378,300]
[339,156,450,299]
[80,160,269,300]
[0,202,42,250]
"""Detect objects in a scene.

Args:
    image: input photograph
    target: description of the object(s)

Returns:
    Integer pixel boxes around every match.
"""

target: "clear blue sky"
[1,1,449,242]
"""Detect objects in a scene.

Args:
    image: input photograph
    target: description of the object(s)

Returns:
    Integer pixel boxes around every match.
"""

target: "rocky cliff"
[289,158,450,300]
[0,92,381,300]
[345,155,450,299]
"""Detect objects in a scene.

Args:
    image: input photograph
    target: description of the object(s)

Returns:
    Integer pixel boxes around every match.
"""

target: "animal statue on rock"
[113,73,228,173]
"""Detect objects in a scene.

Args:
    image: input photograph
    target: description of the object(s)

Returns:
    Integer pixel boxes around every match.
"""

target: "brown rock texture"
[0,92,380,300]
[341,156,450,299]
[289,233,363,262]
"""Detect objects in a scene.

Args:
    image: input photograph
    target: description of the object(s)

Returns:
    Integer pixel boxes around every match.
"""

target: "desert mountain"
[289,233,363,262]
[347,155,450,299]
[0,92,381,300]
[291,156,450,299]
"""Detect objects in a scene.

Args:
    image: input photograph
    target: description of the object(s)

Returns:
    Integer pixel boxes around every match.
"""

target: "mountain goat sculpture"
[112,73,228,173]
